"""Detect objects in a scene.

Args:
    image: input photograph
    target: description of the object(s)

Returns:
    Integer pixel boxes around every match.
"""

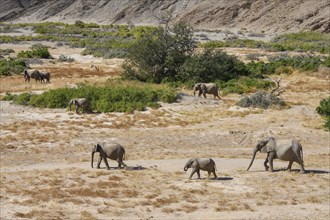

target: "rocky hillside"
[1,0,329,34]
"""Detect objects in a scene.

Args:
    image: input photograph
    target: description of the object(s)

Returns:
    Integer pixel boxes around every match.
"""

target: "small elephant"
[40,71,50,83]
[23,69,41,83]
[193,83,221,99]
[247,137,305,174]
[68,98,89,113]
[184,158,218,179]
[91,143,127,169]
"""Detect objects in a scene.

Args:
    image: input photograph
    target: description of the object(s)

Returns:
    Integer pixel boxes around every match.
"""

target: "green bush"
[246,55,324,76]
[178,49,250,83]
[316,97,330,130]
[0,58,27,76]
[17,47,51,59]
[0,48,14,56]
[5,84,177,113]
[220,77,274,94]
[58,55,75,62]
[237,91,286,109]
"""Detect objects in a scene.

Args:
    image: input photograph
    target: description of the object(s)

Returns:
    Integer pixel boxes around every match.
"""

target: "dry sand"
[0,44,329,220]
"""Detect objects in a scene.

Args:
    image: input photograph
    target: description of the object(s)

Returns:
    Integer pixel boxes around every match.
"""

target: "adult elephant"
[68,98,89,113]
[193,83,221,99]
[23,69,41,83]
[40,71,50,83]
[91,143,127,169]
[247,137,305,173]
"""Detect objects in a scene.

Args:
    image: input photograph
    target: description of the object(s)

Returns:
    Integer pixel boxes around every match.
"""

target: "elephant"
[23,69,41,83]
[193,83,221,99]
[68,98,89,113]
[247,137,305,174]
[184,158,218,179]
[40,71,50,83]
[91,143,127,169]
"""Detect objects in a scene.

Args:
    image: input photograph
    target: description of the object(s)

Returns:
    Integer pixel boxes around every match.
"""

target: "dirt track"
[0,44,330,219]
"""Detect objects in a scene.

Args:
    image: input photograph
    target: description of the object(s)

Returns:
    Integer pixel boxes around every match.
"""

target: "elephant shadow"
[302,169,330,174]
[193,177,233,181]
[97,165,147,171]
[261,168,329,174]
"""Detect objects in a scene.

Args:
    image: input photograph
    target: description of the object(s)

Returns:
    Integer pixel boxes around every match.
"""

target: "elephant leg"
[196,169,201,179]
[103,158,111,170]
[212,169,218,179]
[268,152,276,172]
[189,168,197,179]
[198,90,203,97]
[292,144,305,174]
[97,156,102,169]
[286,161,293,171]
[207,171,211,178]
[75,105,79,113]
[202,92,207,99]
[264,156,269,171]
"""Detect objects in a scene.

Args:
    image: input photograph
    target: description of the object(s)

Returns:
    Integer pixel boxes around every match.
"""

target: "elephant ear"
[265,137,277,152]
[200,83,206,90]
[192,159,199,167]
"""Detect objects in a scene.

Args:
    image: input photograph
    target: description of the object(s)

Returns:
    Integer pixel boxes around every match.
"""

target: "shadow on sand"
[249,169,330,174]
[191,177,233,181]
[93,165,147,171]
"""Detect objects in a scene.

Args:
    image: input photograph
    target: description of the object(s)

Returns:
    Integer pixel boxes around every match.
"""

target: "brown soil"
[0,44,329,220]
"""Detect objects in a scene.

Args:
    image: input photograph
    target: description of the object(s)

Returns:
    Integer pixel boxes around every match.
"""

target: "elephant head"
[91,144,103,168]
[68,99,76,111]
[193,83,206,96]
[247,137,277,171]
[184,158,196,171]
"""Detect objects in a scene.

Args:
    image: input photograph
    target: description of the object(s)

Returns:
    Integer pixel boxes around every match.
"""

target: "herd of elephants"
[23,69,306,179]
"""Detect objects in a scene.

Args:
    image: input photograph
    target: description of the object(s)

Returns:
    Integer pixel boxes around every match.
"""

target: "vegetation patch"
[3,82,177,113]
[201,32,330,54]
[0,58,27,76]
[316,97,330,130]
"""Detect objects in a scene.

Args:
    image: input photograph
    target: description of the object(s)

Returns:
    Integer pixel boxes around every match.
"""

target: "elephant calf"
[91,143,127,170]
[68,98,89,113]
[184,158,218,179]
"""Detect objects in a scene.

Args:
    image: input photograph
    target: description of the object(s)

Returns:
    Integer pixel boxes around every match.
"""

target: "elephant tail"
[299,142,304,166]
[123,151,126,161]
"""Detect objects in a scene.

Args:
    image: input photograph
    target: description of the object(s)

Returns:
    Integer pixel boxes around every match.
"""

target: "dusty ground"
[0,44,330,220]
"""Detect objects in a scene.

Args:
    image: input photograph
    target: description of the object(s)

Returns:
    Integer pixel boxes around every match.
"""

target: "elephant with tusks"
[193,83,221,99]
[247,137,305,174]
[184,158,218,179]
[68,98,89,113]
[91,143,127,170]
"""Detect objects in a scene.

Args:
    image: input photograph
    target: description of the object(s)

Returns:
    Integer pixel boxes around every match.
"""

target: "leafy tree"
[123,23,196,83]
[178,49,250,83]
[316,97,330,130]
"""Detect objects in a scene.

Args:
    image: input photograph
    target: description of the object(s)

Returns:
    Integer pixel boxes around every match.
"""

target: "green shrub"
[316,97,330,130]
[178,49,250,83]
[5,84,177,113]
[0,48,14,56]
[58,55,75,62]
[322,56,330,68]
[0,58,27,76]
[17,47,51,59]
[237,91,286,109]
[220,77,274,94]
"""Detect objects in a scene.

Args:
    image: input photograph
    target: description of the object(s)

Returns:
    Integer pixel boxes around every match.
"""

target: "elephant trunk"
[91,151,95,168]
[247,148,258,171]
